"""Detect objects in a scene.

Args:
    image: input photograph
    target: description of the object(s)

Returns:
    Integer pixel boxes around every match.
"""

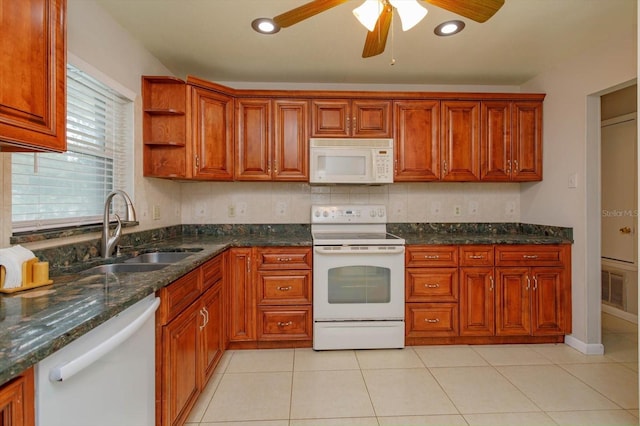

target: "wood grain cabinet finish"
[480,100,543,181]
[459,266,495,337]
[405,246,459,338]
[227,248,256,343]
[393,100,440,181]
[142,76,234,180]
[311,99,391,138]
[157,255,226,426]
[0,0,66,153]
[0,368,34,426]
[235,99,309,181]
[256,247,313,343]
[441,101,480,181]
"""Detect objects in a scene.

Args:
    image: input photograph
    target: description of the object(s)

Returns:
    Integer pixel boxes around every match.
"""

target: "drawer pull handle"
[424,255,440,259]
[533,276,538,291]
[523,255,539,259]
[277,257,292,262]
[489,275,494,291]
[425,283,440,288]
[469,255,484,259]
[425,318,440,323]
[277,321,293,327]
[277,286,292,291]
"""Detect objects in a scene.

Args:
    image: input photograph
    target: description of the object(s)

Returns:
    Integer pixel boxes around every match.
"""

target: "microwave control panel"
[374,149,393,182]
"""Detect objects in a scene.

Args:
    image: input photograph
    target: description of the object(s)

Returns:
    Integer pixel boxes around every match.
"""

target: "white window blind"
[12,64,133,232]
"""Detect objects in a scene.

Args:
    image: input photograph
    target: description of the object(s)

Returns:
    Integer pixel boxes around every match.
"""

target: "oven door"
[313,245,405,321]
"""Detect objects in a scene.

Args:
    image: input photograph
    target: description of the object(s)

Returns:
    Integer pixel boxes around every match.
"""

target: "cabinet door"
[512,101,542,181]
[235,99,271,180]
[190,87,234,180]
[311,100,350,137]
[228,248,256,342]
[273,100,309,181]
[0,368,34,426]
[459,267,495,336]
[531,268,564,335]
[394,101,440,181]
[495,267,531,336]
[441,101,480,181]
[351,100,392,137]
[200,283,224,385]
[480,101,511,181]
[162,304,200,426]
[0,0,66,152]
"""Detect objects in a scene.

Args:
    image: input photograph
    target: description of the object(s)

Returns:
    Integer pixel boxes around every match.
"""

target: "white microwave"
[309,138,394,184]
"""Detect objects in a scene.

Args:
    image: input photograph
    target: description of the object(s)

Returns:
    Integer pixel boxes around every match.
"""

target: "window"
[12,63,134,232]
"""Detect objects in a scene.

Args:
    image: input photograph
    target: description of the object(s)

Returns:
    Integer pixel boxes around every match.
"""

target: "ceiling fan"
[267,0,505,58]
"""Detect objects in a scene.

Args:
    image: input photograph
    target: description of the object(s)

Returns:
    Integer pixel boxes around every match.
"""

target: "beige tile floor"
[185,313,639,426]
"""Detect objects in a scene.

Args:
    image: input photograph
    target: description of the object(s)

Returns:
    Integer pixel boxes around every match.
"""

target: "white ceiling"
[95,0,637,86]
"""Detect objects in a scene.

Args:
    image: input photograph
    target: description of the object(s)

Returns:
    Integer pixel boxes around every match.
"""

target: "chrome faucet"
[102,190,137,258]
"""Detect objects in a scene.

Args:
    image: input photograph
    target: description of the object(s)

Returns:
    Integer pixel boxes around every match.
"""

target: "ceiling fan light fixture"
[389,0,428,31]
[353,0,384,32]
[434,20,465,36]
[251,18,280,34]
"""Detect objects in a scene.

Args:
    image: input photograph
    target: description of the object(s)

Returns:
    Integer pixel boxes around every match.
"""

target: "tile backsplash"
[181,182,521,224]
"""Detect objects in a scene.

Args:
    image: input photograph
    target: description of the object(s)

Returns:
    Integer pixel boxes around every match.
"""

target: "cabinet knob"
[620,226,632,234]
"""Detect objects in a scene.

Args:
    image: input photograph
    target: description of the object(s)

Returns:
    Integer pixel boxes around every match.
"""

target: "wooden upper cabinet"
[0,0,66,152]
[480,101,511,181]
[235,99,309,181]
[441,101,480,181]
[311,99,391,138]
[393,100,440,181]
[235,99,272,180]
[481,100,542,182]
[190,86,234,180]
[273,100,309,181]
[512,101,543,181]
[142,77,234,180]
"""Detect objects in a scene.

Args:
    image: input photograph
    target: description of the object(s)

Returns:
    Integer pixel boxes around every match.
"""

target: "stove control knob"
[369,210,376,217]
[322,210,329,217]
[314,210,321,217]
[378,208,385,217]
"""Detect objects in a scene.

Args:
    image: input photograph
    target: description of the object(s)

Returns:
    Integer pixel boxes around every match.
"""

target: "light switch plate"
[568,173,578,189]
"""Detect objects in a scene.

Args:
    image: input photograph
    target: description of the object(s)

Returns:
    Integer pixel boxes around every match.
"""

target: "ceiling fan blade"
[423,0,505,23]
[362,6,392,58]
[273,0,349,28]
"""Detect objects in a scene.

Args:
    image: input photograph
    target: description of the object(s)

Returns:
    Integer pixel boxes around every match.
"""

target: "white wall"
[520,24,637,350]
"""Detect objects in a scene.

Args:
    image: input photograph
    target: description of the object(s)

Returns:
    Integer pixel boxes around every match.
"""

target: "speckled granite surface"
[0,222,571,386]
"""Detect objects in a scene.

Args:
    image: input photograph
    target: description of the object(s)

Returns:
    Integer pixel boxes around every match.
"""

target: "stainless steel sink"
[124,252,195,264]
[81,263,170,274]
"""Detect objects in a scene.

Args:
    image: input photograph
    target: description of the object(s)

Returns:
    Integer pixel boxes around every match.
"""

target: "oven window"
[327,265,391,303]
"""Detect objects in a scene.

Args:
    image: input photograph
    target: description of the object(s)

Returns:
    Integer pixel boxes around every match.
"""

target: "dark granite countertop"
[0,222,572,386]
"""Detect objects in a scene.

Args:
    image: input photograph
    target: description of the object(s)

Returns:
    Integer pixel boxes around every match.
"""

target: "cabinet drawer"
[202,254,223,290]
[256,247,312,270]
[406,268,458,302]
[158,268,201,324]
[459,245,494,266]
[257,270,312,305]
[406,303,458,337]
[406,246,458,267]
[495,245,566,266]
[258,307,312,340]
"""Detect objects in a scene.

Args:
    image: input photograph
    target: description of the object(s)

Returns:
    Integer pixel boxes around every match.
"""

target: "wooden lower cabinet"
[228,247,313,348]
[0,368,34,426]
[406,243,571,345]
[157,255,226,426]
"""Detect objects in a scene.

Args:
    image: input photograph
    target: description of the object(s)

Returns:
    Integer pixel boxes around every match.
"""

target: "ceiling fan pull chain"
[390,10,396,66]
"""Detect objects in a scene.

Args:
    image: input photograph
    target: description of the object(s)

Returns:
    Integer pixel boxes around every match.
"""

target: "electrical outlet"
[152,205,161,220]
[453,205,462,216]
[430,201,441,216]
[227,204,236,217]
[237,202,247,217]
[276,201,287,216]
[469,201,479,215]
[195,203,206,218]
[505,201,515,217]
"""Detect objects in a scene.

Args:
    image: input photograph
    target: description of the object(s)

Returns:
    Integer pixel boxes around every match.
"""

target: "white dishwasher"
[36,294,160,426]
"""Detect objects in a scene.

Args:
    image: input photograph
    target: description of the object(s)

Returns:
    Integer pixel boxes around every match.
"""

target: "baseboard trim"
[602,304,639,324]
[565,335,605,355]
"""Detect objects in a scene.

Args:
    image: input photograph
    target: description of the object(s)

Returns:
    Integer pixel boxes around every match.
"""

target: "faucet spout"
[102,190,137,259]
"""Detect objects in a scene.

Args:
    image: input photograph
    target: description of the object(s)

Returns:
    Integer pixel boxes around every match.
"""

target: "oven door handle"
[314,246,405,255]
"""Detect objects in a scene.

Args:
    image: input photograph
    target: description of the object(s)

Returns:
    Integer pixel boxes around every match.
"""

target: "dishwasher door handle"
[49,297,160,382]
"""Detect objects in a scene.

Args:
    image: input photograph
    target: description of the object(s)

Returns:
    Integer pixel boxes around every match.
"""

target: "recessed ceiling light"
[434,20,465,36]
[251,18,280,34]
